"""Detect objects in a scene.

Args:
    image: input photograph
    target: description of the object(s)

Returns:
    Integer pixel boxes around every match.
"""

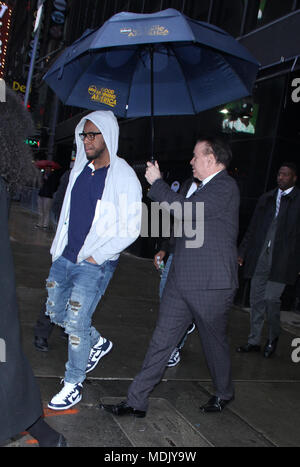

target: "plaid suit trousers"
[127,268,235,411]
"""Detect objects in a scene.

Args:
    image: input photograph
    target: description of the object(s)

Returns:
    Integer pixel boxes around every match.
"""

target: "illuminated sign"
[0,77,5,101]
[12,80,30,93]
[0,2,12,79]
[25,137,40,148]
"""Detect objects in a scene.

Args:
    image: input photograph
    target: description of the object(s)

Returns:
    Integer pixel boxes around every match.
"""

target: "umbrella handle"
[150,115,155,163]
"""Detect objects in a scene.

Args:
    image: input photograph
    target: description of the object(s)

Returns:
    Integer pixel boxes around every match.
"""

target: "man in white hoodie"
[46,111,142,410]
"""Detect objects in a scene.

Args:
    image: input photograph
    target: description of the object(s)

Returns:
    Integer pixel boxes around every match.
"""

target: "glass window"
[210,0,246,36]
[256,0,295,28]
[218,76,286,140]
[169,0,187,13]
[126,0,147,13]
[278,71,300,140]
[66,0,98,43]
[141,0,164,13]
[114,0,133,13]
[183,0,211,21]
[243,0,260,34]
[229,137,273,203]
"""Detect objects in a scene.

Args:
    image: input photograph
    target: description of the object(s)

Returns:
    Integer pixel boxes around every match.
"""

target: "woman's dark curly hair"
[0,87,37,194]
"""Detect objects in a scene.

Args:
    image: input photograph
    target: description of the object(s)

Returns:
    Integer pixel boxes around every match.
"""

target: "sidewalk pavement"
[4,203,300,448]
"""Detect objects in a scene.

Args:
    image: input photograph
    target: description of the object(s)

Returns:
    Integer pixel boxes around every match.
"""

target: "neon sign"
[0,2,13,79]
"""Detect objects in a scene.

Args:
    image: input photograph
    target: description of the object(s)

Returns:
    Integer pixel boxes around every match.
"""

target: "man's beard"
[86,153,95,161]
[86,148,104,161]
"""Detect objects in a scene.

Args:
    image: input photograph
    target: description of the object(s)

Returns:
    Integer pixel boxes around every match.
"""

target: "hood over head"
[73,110,119,172]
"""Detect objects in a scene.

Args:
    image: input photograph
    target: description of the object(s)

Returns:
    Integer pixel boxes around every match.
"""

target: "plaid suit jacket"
[148,170,240,291]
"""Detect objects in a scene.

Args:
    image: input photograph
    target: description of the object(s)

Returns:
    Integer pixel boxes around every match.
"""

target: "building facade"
[4,1,300,293]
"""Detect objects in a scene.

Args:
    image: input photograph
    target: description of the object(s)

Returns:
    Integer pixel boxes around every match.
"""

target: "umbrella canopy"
[44,8,259,115]
[44,8,259,159]
[35,160,61,170]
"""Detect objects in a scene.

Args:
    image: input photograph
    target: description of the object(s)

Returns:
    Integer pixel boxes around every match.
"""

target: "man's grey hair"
[0,87,37,193]
[196,136,232,168]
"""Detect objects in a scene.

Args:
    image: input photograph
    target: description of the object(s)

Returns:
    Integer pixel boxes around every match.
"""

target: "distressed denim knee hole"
[69,300,81,315]
[70,335,81,348]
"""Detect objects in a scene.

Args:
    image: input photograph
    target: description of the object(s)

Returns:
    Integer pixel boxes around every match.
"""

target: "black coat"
[239,186,300,285]
[38,172,59,198]
[0,177,42,444]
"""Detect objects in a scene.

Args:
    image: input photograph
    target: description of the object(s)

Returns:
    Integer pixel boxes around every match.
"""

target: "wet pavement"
[4,203,300,448]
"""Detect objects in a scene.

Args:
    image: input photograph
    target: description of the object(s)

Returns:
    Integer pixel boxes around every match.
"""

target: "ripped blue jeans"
[45,255,117,384]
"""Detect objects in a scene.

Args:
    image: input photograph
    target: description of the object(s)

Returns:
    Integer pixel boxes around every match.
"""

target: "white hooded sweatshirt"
[50,110,142,265]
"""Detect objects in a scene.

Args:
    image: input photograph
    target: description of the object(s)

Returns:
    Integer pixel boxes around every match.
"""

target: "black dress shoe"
[236,343,260,353]
[99,400,146,418]
[263,338,278,358]
[34,336,49,352]
[200,396,234,413]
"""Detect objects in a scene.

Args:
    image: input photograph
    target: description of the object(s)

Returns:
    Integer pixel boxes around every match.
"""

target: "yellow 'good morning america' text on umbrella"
[88,85,117,107]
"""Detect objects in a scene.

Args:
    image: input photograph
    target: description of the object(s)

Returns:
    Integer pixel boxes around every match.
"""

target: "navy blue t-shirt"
[62,163,109,263]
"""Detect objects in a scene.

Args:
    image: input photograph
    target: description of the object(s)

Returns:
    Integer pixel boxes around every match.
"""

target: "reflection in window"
[220,99,258,135]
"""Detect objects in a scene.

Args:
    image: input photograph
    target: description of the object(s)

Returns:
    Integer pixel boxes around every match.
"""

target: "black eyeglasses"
[79,132,102,141]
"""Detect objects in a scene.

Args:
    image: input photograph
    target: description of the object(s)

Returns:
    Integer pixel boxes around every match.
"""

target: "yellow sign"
[88,85,117,108]
[12,80,28,93]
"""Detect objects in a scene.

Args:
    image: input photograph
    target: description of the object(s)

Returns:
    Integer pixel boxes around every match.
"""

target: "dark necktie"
[195,182,203,193]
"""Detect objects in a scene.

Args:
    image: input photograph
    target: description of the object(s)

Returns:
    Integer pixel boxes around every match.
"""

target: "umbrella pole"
[150,45,155,163]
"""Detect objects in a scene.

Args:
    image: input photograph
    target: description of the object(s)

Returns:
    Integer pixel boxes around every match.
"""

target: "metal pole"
[207,0,214,23]
[24,0,45,108]
[239,0,249,37]
[150,45,155,163]
[47,93,60,161]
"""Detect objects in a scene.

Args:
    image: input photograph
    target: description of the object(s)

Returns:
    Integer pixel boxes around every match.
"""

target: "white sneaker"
[86,337,113,374]
[48,381,83,410]
[167,348,181,367]
[187,323,196,335]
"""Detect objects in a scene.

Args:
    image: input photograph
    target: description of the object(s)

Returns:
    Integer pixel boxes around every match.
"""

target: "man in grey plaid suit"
[100,137,240,416]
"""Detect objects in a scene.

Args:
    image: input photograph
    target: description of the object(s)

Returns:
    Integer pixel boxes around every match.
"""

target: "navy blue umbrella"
[44,8,259,160]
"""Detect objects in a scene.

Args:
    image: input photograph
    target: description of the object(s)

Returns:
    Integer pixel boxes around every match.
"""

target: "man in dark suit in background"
[100,137,240,416]
[236,163,300,358]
